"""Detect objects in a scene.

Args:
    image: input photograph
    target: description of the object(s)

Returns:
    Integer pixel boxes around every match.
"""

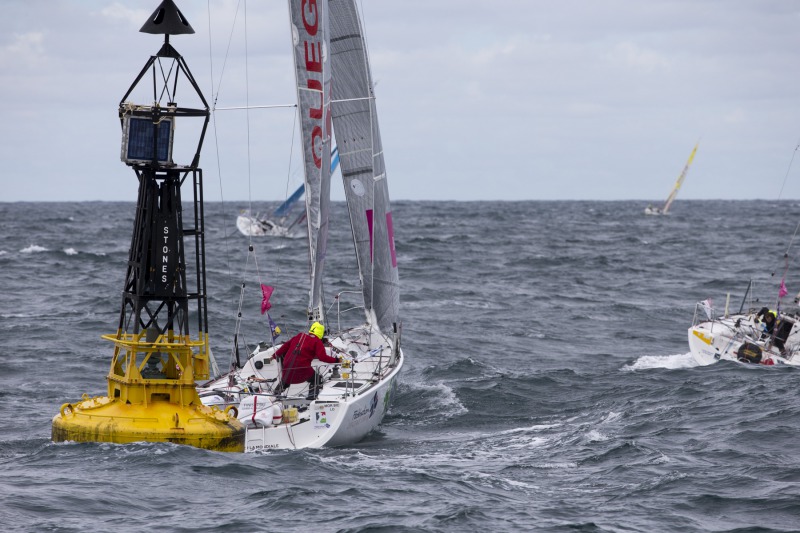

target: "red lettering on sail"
[297,0,327,173]
[304,42,322,73]
[301,0,318,35]
[308,79,323,119]
[311,126,323,168]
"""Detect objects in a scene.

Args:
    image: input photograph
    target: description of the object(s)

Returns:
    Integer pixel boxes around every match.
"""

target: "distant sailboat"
[644,141,699,215]
[237,147,339,236]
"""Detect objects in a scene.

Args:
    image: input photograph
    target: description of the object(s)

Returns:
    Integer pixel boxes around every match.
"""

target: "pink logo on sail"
[366,209,374,262]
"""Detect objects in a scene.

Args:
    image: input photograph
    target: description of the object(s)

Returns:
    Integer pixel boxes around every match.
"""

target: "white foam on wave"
[497,423,561,435]
[584,429,609,442]
[0,250,7,256]
[21,244,48,253]
[419,381,468,418]
[623,352,697,371]
[600,411,622,424]
[64,248,78,255]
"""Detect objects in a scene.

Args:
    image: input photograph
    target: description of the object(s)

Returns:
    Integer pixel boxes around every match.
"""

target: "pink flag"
[260,284,274,314]
[779,279,788,299]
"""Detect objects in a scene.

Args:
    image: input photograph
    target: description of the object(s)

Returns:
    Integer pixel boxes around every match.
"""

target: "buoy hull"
[52,397,245,453]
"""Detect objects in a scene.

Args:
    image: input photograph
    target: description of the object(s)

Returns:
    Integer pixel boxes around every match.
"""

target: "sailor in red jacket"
[274,322,340,399]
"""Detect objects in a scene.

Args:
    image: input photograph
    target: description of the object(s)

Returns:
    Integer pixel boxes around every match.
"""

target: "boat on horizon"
[645,141,699,215]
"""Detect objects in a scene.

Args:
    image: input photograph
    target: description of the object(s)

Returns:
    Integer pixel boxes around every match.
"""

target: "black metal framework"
[116,34,209,349]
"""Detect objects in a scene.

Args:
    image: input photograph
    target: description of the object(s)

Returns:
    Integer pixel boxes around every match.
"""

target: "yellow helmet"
[309,322,325,339]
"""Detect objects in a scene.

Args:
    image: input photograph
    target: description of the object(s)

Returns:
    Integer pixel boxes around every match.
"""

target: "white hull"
[236,213,295,237]
[198,324,403,450]
[688,307,800,367]
[644,207,664,216]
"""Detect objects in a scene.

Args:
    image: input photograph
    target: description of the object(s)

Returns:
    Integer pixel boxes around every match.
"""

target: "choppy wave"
[3,200,800,532]
[20,244,48,253]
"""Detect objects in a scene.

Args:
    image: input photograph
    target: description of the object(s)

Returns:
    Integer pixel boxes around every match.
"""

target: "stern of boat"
[687,325,720,366]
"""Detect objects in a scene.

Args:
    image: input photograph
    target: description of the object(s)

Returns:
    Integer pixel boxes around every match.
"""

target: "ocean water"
[2,199,800,532]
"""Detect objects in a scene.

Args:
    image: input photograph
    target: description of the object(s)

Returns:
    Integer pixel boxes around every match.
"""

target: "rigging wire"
[212,0,243,109]
[244,0,254,243]
[207,0,287,366]
[206,0,258,374]
[777,137,800,201]
[284,111,299,202]
[206,0,236,377]
[362,0,379,346]
[770,137,800,309]
[207,0,237,290]
[781,140,800,257]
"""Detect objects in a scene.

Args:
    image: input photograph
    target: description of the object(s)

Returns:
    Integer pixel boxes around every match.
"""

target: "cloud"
[3,0,800,201]
[0,32,46,68]
[99,3,150,29]
[608,41,671,73]
[723,108,746,125]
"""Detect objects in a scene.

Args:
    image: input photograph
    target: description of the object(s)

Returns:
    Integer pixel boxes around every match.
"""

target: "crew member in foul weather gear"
[274,322,340,399]
[756,307,787,353]
[756,307,777,334]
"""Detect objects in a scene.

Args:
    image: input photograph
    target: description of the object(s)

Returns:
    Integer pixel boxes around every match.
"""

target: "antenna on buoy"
[52,0,244,452]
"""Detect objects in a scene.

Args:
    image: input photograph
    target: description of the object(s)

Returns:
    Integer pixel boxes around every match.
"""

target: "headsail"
[662,141,699,214]
[329,0,399,333]
[288,0,333,321]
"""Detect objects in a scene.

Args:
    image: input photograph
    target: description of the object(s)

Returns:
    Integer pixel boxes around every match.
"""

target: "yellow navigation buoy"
[52,330,244,452]
[51,0,244,452]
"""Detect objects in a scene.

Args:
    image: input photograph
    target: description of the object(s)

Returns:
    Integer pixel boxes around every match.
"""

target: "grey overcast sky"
[2,0,800,202]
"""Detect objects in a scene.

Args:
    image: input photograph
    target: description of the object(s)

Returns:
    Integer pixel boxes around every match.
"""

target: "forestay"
[329,0,399,333]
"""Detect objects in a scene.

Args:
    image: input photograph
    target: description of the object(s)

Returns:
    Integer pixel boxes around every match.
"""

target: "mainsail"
[662,141,699,214]
[329,0,399,333]
[288,0,333,321]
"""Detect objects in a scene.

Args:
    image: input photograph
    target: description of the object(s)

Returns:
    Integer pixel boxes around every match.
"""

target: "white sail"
[288,0,333,321]
[329,0,399,333]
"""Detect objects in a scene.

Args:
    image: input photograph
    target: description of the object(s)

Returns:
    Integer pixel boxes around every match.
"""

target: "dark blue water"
[2,200,800,532]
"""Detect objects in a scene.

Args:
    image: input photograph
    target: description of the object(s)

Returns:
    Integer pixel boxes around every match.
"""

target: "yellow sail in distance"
[662,141,699,214]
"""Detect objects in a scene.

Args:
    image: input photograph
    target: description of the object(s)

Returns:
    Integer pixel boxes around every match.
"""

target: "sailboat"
[644,141,699,215]
[688,288,800,367]
[198,0,404,450]
[236,147,340,237]
[688,139,800,366]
